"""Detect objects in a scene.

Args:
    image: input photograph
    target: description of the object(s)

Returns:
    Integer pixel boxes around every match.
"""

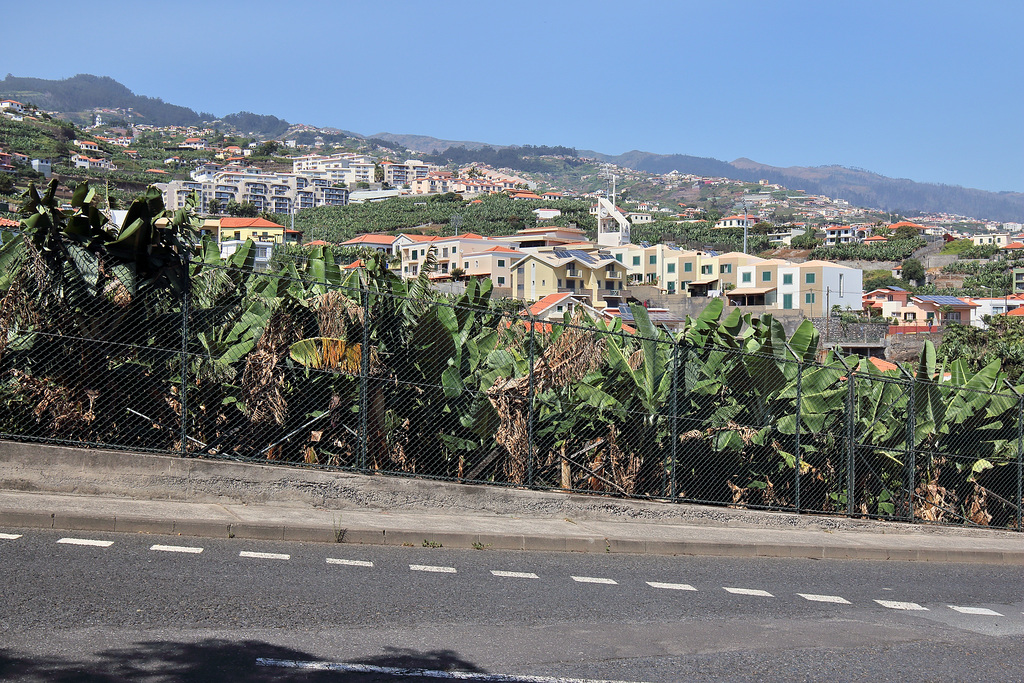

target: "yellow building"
[511,248,629,311]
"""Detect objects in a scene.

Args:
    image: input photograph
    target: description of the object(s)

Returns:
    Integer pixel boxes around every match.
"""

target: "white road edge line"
[57,538,113,547]
[150,544,203,554]
[723,587,774,597]
[798,593,851,604]
[949,605,1003,616]
[491,570,539,579]
[255,657,653,682]
[410,564,457,573]
[0,533,23,540]
[646,582,697,591]
[571,576,617,585]
[327,558,374,567]
[874,600,928,611]
[239,551,290,560]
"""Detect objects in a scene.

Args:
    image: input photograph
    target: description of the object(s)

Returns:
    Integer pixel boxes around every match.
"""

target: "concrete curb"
[3,507,1022,565]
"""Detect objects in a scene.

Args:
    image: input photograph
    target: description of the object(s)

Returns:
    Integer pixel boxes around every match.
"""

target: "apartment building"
[510,247,628,311]
[398,233,516,278]
[291,153,375,186]
[727,259,861,316]
[381,160,436,186]
[159,168,349,213]
[459,245,525,288]
[71,154,116,171]
[410,172,455,195]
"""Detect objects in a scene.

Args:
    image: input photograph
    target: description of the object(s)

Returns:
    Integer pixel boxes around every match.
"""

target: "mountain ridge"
[2,74,1020,222]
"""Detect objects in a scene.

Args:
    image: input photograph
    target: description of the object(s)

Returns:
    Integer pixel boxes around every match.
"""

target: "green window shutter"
[783,273,793,285]
[632,256,640,266]
[762,271,771,282]
[742,272,751,283]
[684,262,693,272]
[806,273,815,284]
[667,263,675,273]
[783,293,793,309]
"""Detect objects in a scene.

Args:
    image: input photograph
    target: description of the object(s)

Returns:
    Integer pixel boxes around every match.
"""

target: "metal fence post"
[846,369,856,517]
[906,378,917,522]
[527,312,536,488]
[794,360,803,513]
[1017,395,1023,532]
[670,342,681,500]
[359,287,369,472]
[180,250,190,458]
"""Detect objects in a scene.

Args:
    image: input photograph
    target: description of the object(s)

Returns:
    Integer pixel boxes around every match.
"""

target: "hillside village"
[4,100,1024,363]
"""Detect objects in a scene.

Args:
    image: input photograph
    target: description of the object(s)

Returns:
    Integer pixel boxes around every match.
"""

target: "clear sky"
[4,0,1022,192]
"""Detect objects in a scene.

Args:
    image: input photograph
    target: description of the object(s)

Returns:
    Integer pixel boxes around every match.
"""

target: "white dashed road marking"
[647,582,697,591]
[724,587,773,597]
[798,593,851,604]
[256,657,653,682]
[150,544,203,554]
[410,564,457,573]
[240,551,290,560]
[572,576,617,585]
[327,558,373,567]
[875,600,928,611]
[57,538,113,547]
[491,570,539,579]
[0,533,22,540]
[949,606,1003,616]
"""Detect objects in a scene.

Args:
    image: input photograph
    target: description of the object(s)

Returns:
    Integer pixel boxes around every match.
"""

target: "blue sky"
[5,1,1022,192]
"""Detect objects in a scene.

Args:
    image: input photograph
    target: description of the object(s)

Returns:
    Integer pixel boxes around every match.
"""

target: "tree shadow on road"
[1,640,486,681]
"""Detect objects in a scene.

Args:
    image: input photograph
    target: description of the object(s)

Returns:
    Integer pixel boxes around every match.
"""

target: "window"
[839,274,845,296]
[783,293,793,309]
[632,256,640,266]
[556,305,564,312]
[452,246,457,253]
[464,261,469,269]
[684,262,693,273]
[615,254,622,262]
[720,264,732,274]
[926,312,935,320]
[557,279,562,288]
[667,263,675,274]
[649,255,657,265]
[783,273,793,285]
[805,273,815,284]
[701,265,713,275]
[762,271,772,282]
[742,272,751,283]
[667,281,675,292]
[805,293,815,304]
[497,276,505,285]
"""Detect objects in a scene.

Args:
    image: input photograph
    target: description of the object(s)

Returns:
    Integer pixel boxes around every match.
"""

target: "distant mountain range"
[3,74,1021,222]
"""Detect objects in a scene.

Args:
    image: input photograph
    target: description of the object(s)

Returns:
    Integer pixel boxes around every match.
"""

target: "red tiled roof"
[401,234,442,243]
[528,292,574,316]
[867,357,899,373]
[481,246,521,253]
[1005,307,1024,316]
[342,259,364,269]
[342,233,399,246]
[0,217,19,228]
[145,168,168,173]
[1002,242,1024,249]
[220,217,286,229]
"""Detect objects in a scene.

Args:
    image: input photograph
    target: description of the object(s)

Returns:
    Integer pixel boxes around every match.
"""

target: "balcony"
[605,271,622,280]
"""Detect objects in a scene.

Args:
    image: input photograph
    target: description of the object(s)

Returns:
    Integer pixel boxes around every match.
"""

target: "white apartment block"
[381,160,437,186]
[159,168,349,214]
[291,153,375,186]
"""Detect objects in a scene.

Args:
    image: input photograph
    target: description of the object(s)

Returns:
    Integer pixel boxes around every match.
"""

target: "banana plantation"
[1,181,1021,531]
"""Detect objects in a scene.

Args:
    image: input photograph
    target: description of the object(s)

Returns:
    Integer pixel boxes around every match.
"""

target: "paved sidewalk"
[1,489,1021,564]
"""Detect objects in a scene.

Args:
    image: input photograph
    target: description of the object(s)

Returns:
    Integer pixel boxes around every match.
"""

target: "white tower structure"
[595,196,631,247]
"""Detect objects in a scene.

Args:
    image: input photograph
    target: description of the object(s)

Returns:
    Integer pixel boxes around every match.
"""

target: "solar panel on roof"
[916,295,967,305]
[889,286,906,291]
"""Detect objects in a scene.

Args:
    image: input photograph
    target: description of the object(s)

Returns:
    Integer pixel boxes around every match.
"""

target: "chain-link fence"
[1,261,1021,532]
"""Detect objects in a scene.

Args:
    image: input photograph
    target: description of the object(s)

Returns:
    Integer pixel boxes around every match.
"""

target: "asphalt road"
[1,527,1022,682]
